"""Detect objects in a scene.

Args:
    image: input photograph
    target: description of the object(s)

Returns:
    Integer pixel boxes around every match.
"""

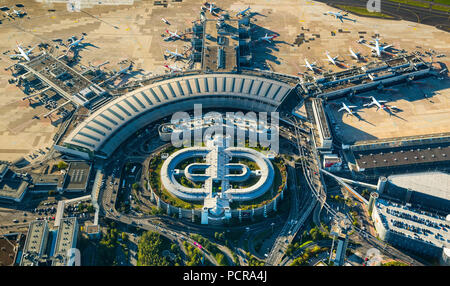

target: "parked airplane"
[116,62,133,75]
[68,36,85,48]
[303,58,318,72]
[338,102,357,116]
[349,47,362,61]
[202,2,218,15]
[165,48,184,60]
[236,6,251,17]
[103,62,134,84]
[3,11,14,19]
[362,38,393,57]
[363,96,389,110]
[10,7,25,17]
[257,33,278,43]
[325,11,356,23]
[324,51,339,65]
[9,43,36,61]
[164,64,182,72]
[164,30,183,41]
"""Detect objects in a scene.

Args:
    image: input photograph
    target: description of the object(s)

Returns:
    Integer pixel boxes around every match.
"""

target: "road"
[316,0,450,31]
[265,162,316,265]
[286,112,425,266]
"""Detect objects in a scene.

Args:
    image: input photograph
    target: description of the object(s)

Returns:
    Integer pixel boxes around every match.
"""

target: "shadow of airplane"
[113,68,145,87]
[247,12,267,19]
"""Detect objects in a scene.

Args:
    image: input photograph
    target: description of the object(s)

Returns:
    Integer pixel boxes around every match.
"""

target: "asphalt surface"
[316,0,450,32]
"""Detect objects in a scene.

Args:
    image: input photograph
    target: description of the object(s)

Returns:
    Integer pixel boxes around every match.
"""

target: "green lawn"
[431,0,450,5]
[388,0,430,8]
[432,4,450,12]
[230,159,287,210]
[336,5,395,18]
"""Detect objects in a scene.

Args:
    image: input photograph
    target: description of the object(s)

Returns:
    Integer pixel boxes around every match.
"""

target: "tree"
[86,204,95,213]
[132,182,140,190]
[216,253,226,266]
[57,161,68,170]
[137,231,170,266]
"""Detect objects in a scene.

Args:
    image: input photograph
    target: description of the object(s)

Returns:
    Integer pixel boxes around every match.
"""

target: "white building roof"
[388,172,450,202]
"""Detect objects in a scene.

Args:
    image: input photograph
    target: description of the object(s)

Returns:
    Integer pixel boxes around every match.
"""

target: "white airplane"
[104,63,134,84]
[164,30,183,41]
[202,2,218,14]
[363,96,388,110]
[165,48,184,60]
[326,11,356,23]
[68,36,85,48]
[324,51,338,65]
[257,33,278,43]
[10,43,36,61]
[303,58,318,72]
[10,7,25,17]
[116,62,133,75]
[338,102,357,116]
[362,38,393,57]
[349,47,362,60]
[236,6,251,17]
[161,18,170,25]
[164,64,182,72]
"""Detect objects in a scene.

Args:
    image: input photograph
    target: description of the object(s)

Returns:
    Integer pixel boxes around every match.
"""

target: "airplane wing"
[363,103,373,107]
[348,105,357,108]
[363,43,375,50]
[9,54,22,58]
[343,17,356,22]
[378,100,388,103]
[383,44,393,50]
[338,107,345,112]
[27,46,37,54]
[339,17,343,23]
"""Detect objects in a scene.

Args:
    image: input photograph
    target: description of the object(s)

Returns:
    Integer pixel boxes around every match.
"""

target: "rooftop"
[202,18,240,72]
[63,73,294,156]
[387,172,450,202]
[0,236,18,266]
[52,217,78,266]
[354,142,450,170]
[31,173,64,186]
[21,220,48,266]
[63,161,91,191]
[0,170,29,201]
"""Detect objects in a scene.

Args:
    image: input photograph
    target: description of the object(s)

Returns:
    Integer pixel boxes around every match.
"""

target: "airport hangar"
[56,72,300,159]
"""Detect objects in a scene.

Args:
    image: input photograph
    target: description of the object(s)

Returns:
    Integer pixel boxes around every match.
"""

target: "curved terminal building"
[60,73,295,159]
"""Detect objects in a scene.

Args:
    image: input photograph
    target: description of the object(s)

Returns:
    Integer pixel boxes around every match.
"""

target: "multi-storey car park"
[372,198,449,263]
